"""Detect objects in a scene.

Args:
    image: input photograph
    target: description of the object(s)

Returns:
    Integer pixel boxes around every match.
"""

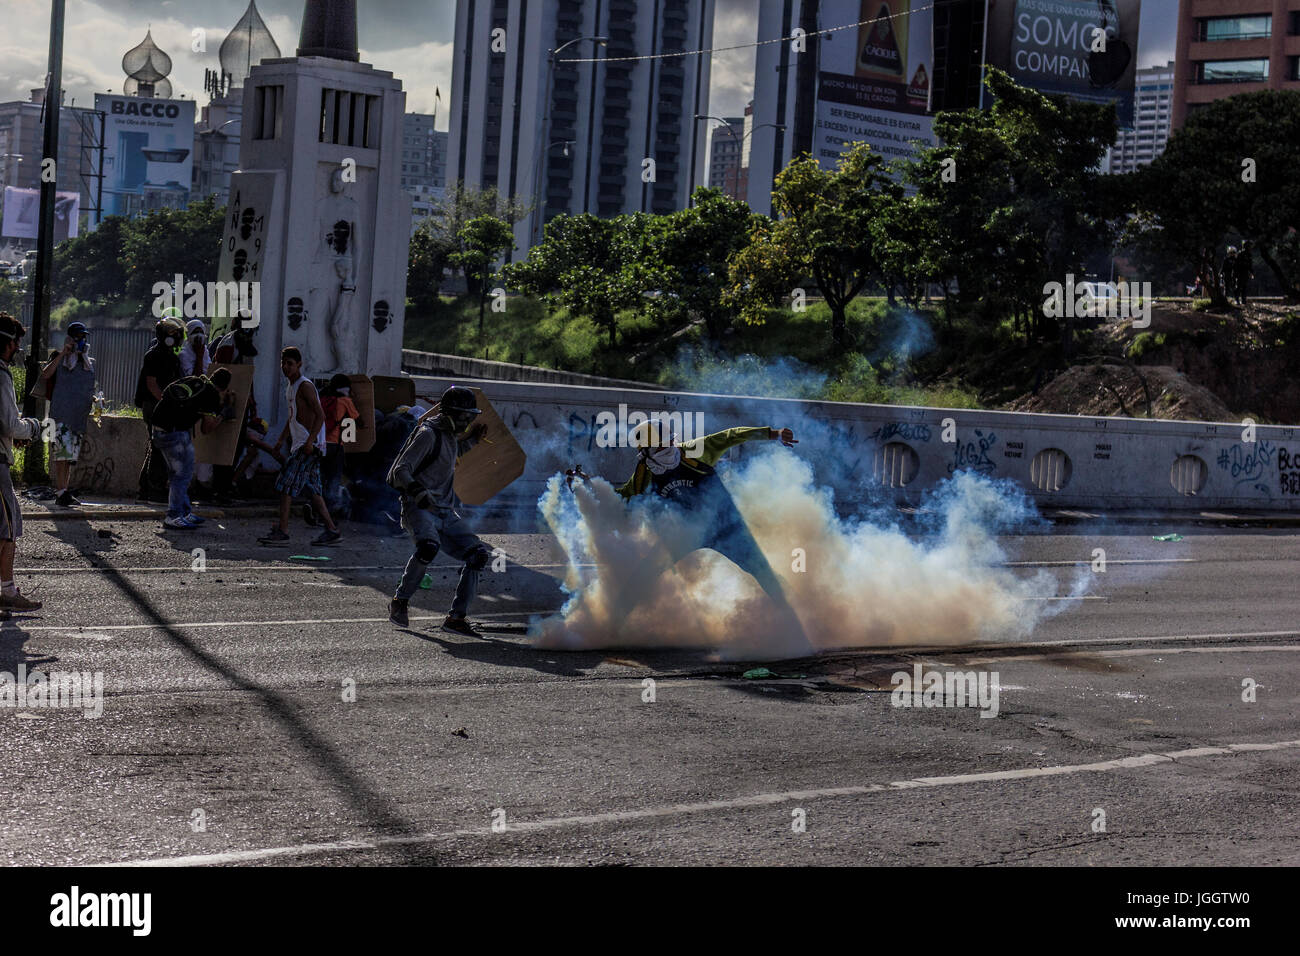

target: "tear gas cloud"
[530,450,1085,659]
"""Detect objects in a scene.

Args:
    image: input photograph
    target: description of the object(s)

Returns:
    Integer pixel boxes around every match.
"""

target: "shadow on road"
[88,555,434,864]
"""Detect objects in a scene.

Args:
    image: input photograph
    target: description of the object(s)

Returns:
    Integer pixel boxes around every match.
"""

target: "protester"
[210,310,259,504]
[316,373,362,520]
[612,419,811,652]
[1223,247,1239,301]
[178,319,215,493]
[151,368,236,531]
[385,385,491,633]
[258,348,342,547]
[0,312,47,610]
[38,321,96,507]
[1237,239,1253,306]
[135,315,184,503]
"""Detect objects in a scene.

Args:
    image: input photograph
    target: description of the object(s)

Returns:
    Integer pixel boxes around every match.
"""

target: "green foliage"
[1190,298,1213,312]
[727,141,899,347]
[0,278,23,316]
[1126,331,1167,360]
[448,214,515,329]
[119,196,226,305]
[900,68,1121,342]
[54,215,128,302]
[1135,90,1300,299]
[408,181,531,309]
[503,212,657,348]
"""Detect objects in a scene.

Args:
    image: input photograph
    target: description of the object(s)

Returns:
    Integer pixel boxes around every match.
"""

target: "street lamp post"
[532,35,606,248]
[693,117,785,205]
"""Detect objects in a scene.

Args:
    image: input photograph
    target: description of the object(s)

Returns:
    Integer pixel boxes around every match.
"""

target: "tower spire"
[296,0,358,62]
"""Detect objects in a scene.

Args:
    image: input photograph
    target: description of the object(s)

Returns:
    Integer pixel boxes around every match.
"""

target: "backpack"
[386,422,443,491]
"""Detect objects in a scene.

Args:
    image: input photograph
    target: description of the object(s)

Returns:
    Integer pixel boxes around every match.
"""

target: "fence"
[80,327,153,408]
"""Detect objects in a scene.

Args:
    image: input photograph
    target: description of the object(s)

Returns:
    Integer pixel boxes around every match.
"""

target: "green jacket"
[616,426,771,499]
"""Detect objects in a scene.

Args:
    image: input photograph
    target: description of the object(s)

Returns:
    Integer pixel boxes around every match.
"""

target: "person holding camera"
[37,321,96,507]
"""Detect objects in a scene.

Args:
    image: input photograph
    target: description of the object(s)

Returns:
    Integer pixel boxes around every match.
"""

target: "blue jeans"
[152,430,195,519]
[394,501,488,618]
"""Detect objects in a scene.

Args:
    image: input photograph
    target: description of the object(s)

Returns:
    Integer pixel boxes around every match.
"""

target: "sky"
[0,0,1179,125]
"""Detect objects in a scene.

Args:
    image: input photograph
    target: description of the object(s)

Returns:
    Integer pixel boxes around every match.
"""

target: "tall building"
[745,0,980,215]
[447,0,715,256]
[1107,62,1175,174]
[402,114,447,200]
[193,1,282,206]
[1172,0,1300,128]
[0,87,102,233]
[705,114,744,197]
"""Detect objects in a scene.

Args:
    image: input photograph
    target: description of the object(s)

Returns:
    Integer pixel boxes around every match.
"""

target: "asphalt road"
[2,513,1297,866]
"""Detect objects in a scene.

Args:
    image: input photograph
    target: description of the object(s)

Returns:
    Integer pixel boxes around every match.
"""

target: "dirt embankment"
[1007,302,1300,425]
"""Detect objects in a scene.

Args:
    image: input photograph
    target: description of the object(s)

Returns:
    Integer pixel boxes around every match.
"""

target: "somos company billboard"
[983,0,1141,128]
[94,93,196,219]
[815,0,936,169]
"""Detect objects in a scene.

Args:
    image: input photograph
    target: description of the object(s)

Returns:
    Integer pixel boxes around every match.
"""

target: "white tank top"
[286,376,326,453]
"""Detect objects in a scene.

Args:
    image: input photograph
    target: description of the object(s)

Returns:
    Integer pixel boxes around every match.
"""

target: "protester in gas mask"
[614,420,808,648]
[385,385,491,633]
[135,314,184,504]
[0,312,47,610]
[37,321,96,507]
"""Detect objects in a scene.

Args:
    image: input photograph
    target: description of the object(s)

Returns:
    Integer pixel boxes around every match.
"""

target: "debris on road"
[1152,533,1185,542]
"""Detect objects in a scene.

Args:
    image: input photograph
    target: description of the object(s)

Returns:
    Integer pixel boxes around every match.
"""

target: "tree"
[448,214,516,332]
[1132,89,1300,301]
[896,68,1121,347]
[120,196,225,305]
[408,180,531,305]
[53,215,128,302]
[726,141,899,347]
[503,212,653,348]
[640,188,756,338]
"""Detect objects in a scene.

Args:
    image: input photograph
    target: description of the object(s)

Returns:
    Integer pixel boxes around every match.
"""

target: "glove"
[407,486,432,510]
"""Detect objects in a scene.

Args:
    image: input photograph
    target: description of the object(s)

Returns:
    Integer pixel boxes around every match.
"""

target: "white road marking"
[1005,558,1196,567]
[106,737,1300,867]
[965,644,1300,665]
[10,611,537,633]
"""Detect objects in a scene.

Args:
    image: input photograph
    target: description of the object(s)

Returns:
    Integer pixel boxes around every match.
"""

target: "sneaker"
[442,616,479,637]
[163,515,194,531]
[258,529,291,546]
[182,513,206,527]
[388,598,409,627]
[0,590,42,612]
[55,490,80,508]
[302,504,319,527]
[311,529,342,547]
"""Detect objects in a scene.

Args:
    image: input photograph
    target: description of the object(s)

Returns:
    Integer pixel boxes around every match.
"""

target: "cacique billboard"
[814,0,936,169]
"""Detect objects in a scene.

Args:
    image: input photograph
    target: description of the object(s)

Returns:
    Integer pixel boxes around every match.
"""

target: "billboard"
[94,93,196,219]
[1,187,80,242]
[814,0,936,169]
[983,0,1141,127]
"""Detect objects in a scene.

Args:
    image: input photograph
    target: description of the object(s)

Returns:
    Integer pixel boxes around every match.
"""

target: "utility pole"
[23,0,65,482]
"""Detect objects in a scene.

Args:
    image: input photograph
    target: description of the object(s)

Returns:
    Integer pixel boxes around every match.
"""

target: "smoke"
[529,447,1084,659]
[662,345,828,399]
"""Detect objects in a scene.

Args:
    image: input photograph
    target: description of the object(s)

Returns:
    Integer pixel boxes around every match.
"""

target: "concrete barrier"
[402,349,666,390]
[409,376,1300,513]
[67,415,148,499]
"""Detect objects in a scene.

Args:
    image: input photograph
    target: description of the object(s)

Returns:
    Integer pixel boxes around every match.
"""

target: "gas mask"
[642,445,682,475]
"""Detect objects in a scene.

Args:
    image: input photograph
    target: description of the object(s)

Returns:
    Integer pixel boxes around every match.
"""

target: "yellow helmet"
[629,418,675,450]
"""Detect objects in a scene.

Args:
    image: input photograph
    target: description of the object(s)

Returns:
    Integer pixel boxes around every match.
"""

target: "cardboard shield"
[453,388,526,505]
[194,364,255,466]
[341,374,377,454]
[372,375,415,414]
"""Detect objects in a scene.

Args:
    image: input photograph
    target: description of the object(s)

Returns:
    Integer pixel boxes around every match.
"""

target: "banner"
[95,93,196,219]
[983,0,1141,127]
[1,187,80,242]
[814,0,936,169]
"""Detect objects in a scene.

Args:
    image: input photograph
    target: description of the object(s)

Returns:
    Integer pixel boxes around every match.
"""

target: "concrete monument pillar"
[215,0,411,431]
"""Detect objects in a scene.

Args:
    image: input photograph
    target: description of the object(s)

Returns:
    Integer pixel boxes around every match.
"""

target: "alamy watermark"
[890,664,1000,718]
[1042,273,1151,328]
[151,273,261,323]
[595,404,706,454]
[0,665,104,718]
